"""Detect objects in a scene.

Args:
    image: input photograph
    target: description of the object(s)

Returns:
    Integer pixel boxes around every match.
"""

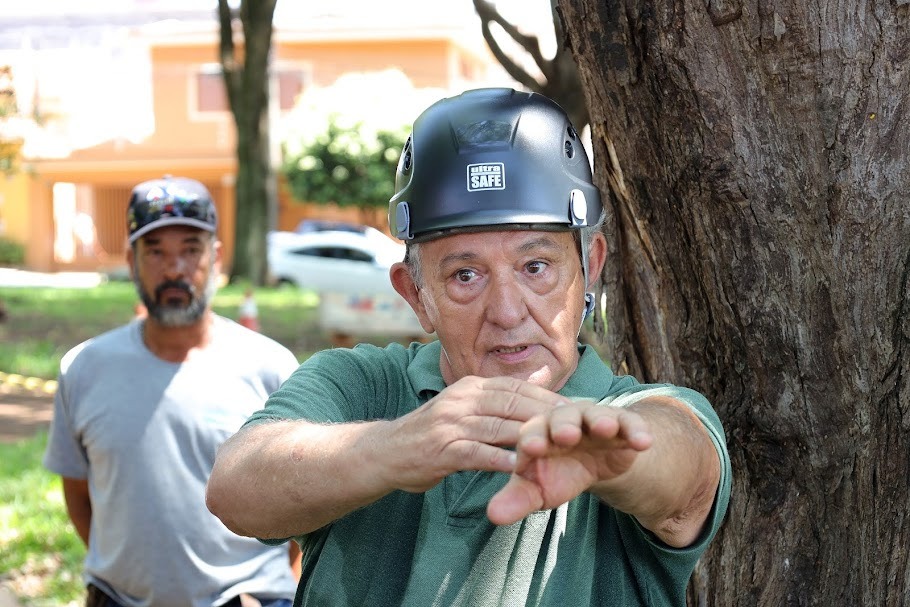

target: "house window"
[196,69,228,113]
[277,68,307,111]
[193,64,308,115]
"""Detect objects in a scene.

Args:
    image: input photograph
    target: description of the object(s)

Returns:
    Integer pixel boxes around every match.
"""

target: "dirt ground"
[0,387,54,444]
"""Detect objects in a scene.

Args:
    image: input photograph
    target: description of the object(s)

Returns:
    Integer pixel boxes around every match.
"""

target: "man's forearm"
[62,477,92,547]
[207,419,395,539]
[68,509,91,547]
[589,397,720,547]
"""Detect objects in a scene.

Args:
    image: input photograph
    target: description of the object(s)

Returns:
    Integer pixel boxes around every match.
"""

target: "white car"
[266,229,405,296]
[267,228,426,338]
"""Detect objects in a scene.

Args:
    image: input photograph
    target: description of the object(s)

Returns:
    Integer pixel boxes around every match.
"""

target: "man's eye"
[455,269,476,282]
[526,261,547,274]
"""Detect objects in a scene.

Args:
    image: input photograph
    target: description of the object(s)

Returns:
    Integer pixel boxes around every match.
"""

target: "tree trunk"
[232,94,273,284]
[560,0,910,604]
[219,0,277,285]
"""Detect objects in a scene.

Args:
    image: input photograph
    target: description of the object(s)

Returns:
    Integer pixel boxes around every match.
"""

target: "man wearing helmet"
[44,177,300,607]
[208,89,731,606]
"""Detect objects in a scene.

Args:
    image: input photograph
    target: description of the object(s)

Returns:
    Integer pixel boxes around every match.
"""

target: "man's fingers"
[461,417,526,446]
[475,377,571,421]
[516,406,583,455]
[487,475,542,526]
[450,441,517,474]
[512,404,655,460]
[584,408,652,451]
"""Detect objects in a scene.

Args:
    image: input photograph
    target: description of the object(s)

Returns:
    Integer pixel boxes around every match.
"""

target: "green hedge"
[0,235,25,265]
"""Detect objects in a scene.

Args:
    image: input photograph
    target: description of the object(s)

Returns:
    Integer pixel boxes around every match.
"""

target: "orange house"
[5,10,507,273]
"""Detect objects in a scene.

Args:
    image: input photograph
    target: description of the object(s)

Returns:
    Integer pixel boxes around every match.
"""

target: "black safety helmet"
[389,88,602,243]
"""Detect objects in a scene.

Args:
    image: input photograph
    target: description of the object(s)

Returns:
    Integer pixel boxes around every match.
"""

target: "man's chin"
[150,305,202,327]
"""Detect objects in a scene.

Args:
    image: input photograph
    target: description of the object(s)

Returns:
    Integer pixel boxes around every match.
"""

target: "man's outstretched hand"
[486,400,653,526]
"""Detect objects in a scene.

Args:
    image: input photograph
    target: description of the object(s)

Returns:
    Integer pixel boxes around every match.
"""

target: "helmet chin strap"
[579,239,596,336]
[583,293,596,319]
[570,188,596,335]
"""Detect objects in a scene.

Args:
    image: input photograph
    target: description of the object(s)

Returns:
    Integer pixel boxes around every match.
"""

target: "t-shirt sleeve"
[244,345,403,428]
[265,343,302,392]
[244,345,407,548]
[599,384,733,587]
[42,375,89,479]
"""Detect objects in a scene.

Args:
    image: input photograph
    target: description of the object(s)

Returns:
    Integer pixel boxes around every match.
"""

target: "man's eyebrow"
[438,236,564,267]
[439,252,478,267]
[516,236,563,254]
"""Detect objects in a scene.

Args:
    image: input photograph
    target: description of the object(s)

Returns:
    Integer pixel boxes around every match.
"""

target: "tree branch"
[479,23,542,90]
[217,0,240,116]
[473,0,549,89]
[472,0,589,129]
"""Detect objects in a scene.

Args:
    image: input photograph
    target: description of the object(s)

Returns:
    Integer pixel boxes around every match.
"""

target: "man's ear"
[586,232,607,289]
[126,246,136,281]
[212,238,224,275]
[389,262,436,334]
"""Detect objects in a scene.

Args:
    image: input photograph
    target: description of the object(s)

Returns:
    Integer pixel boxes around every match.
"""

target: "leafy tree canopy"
[0,65,22,175]
[280,70,444,211]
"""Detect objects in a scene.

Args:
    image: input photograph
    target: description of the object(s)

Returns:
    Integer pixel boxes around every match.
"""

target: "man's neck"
[141,313,214,363]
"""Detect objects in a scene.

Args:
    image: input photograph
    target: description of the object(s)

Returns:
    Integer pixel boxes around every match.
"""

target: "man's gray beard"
[134,261,218,327]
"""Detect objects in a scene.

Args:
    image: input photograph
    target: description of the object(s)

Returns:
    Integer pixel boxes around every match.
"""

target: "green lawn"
[0,279,410,380]
[0,432,84,606]
[0,278,421,605]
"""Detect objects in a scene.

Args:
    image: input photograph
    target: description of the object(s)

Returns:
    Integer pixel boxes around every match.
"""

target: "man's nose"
[483,271,529,329]
[162,254,190,278]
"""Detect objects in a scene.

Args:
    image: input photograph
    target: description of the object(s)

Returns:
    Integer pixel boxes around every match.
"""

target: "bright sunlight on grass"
[0,281,352,380]
[0,432,85,606]
[0,280,429,604]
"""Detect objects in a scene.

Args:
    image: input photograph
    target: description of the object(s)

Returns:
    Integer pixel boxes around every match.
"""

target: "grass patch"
[0,282,343,604]
[0,432,85,606]
[0,278,609,604]
[0,280,414,380]
[0,281,417,604]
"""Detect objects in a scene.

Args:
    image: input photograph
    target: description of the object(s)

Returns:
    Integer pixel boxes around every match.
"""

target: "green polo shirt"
[248,341,731,607]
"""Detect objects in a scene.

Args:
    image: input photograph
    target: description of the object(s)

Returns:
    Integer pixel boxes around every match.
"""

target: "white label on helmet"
[467,163,506,191]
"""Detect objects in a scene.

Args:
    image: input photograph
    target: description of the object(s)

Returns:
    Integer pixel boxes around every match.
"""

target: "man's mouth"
[156,283,193,306]
[494,345,528,354]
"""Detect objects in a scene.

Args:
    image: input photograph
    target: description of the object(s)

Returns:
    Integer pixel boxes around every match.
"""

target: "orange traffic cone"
[238,288,260,331]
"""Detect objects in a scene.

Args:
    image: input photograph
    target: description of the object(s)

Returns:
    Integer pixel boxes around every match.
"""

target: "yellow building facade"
[3,12,506,272]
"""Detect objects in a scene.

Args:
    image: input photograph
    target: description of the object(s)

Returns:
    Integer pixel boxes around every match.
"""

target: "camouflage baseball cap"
[127,176,217,244]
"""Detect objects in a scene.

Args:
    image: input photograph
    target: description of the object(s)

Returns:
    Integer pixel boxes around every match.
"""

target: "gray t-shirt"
[44,316,300,607]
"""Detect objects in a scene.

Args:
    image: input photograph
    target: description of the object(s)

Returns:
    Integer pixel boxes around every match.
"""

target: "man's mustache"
[155,280,194,301]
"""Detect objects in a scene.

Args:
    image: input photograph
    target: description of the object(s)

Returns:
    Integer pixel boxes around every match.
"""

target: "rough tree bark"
[560,0,910,604]
[218,0,277,285]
